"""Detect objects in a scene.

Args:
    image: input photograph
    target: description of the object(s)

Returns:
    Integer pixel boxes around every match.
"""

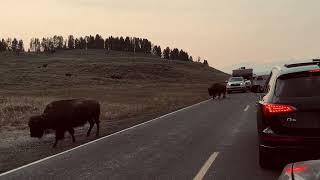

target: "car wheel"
[259,146,272,168]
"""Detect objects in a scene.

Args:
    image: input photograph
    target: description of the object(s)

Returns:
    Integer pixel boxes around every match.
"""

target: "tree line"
[0,38,24,53]
[1,34,208,64]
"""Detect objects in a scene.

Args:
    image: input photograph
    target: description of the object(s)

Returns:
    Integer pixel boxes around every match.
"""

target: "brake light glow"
[286,165,307,174]
[309,69,320,73]
[263,103,296,114]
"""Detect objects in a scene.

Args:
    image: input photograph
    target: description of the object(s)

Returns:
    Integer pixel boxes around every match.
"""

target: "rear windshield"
[229,77,243,82]
[257,76,263,80]
[275,72,320,97]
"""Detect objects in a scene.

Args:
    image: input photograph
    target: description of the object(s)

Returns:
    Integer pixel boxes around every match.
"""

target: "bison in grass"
[208,83,227,99]
[28,99,100,147]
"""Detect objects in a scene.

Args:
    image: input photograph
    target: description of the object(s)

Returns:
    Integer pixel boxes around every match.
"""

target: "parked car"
[252,61,320,168]
[279,160,320,180]
[226,76,247,93]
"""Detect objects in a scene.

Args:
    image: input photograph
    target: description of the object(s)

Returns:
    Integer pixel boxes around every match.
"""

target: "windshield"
[275,72,320,97]
[229,77,244,82]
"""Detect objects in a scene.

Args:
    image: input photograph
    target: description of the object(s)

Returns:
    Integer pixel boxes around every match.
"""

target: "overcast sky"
[1,0,320,70]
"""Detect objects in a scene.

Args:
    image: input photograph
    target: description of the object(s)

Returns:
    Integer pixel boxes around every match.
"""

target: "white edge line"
[0,98,211,177]
[244,105,250,112]
[193,152,219,180]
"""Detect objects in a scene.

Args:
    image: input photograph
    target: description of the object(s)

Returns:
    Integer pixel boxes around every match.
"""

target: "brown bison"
[28,99,100,147]
[208,83,227,99]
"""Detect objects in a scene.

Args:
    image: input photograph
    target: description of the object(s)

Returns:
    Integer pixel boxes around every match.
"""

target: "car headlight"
[240,82,245,86]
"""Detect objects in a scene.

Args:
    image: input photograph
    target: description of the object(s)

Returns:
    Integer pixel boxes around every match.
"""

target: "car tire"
[259,146,272,168]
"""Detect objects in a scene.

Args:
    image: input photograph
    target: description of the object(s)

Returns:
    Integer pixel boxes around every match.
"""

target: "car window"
[275,72,320,97]
[229,77,243,82]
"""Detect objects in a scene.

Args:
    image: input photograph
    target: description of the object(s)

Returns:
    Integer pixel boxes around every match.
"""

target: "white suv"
[226,77,247,93]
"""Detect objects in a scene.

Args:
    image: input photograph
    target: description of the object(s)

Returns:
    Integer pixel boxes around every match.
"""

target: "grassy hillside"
[0,50,228,132]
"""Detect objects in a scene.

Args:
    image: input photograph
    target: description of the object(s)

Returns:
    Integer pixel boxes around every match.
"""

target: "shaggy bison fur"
[28,99,100,147]
[208,83,227,99]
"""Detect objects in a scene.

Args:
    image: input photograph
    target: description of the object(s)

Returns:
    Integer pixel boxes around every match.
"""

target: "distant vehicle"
[232,67,253,80]
[233,66,253,79]
[252,75,267,92]
[232,67,253,90]
[226,76,247,93]
[279,160,320,180]
[252,61,320,168]
[245,79,252,89]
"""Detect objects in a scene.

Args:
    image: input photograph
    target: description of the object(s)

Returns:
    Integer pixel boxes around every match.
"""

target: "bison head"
[28,115,45,138]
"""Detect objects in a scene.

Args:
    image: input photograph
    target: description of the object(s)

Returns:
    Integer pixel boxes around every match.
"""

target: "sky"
[1,0,320,72]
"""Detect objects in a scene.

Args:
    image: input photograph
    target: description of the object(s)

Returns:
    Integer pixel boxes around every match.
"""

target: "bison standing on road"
[28,99,100,147]
[208,83,227,99]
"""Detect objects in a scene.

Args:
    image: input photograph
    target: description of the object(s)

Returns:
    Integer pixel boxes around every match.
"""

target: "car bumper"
[259,132,320,155]
[226,86,246,91]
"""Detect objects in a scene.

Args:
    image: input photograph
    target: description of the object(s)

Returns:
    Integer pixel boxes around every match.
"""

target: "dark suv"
[256,61,320,168]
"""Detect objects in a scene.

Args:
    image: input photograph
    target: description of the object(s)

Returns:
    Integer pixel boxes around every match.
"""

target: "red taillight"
[263,103,296,115]
[286,165,307,174]
[309,69,320,73]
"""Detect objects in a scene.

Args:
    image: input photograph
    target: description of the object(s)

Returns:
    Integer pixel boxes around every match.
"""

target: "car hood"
[279,160,320,180]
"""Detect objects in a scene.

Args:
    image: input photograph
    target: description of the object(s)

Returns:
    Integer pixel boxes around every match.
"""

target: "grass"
[0,49,229,133]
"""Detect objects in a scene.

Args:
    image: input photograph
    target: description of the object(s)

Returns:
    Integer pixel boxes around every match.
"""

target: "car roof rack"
[284,61,320,68]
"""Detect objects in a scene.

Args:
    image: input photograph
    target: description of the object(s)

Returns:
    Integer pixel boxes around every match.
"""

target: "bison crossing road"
[208,83,227,99]
[28,99,100,147]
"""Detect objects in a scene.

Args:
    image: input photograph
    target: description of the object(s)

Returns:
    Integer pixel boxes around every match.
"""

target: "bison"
[28,99,100,147]
[208,83,227,99]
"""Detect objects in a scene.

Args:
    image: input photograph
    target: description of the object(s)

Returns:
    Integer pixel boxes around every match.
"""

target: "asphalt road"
[0,93,281,180]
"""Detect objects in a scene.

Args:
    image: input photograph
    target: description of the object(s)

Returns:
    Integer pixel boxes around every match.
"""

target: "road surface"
[0,93,281,180]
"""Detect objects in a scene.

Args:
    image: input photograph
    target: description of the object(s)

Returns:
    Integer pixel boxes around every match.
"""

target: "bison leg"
[53,139,58,148]
[95,122,100,137]
[87,122,94,137]
[68,128,75,142]
[94,112,100,137]
[218,92,222,99]
[53,129,65,148]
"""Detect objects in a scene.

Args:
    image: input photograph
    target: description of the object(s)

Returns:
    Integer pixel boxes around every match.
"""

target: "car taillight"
[263,103,297,115]
[309,69,320,73]
[286,165,307,174]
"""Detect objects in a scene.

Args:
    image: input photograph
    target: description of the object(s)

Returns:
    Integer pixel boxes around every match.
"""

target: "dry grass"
[0,85,209,132]
[0,50,228,133]
[0,96,54,130]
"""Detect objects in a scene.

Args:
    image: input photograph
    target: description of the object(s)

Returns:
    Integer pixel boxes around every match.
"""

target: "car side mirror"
[225,80,228,83]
